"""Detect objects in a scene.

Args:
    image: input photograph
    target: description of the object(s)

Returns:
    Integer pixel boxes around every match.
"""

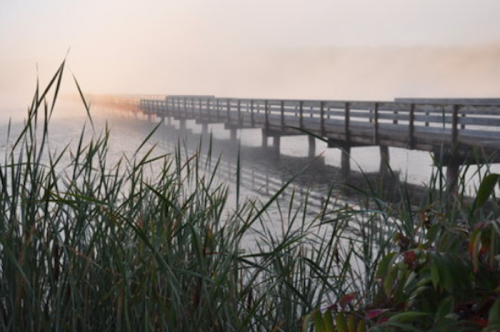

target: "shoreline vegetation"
[1,62,499,331]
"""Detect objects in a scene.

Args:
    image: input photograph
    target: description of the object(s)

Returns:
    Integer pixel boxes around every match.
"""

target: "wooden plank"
[413,114,453,124]
[395,98,500,106]
[347,102,377,110]
[349,110,375,118]
[324,110,345,118]
[458,128,500,139]
[458,116,500,127]
[459,107,500,115]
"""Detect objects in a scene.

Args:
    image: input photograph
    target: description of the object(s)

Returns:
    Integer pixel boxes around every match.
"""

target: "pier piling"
[379,145,390,175]
[273,135,281,151]
[308,136,316,158]
[179,119,187,131]
[230,128,237,141]
[341,146,351,178]
[202,123,209,136]
[262,129,268,147]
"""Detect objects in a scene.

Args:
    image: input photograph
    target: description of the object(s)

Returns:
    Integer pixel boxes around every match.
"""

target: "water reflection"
[103,109,434,214]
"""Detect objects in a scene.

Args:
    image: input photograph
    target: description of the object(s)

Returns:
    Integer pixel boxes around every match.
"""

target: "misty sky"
[2,0,500,105]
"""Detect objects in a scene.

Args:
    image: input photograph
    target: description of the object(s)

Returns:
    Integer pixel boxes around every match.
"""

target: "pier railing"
[138,96,500,156]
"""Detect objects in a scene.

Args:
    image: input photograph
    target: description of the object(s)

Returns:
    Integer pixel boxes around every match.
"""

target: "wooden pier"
[91,94,500,191]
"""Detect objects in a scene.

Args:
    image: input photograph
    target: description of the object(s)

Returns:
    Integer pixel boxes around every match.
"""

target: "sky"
[2,0,500,108]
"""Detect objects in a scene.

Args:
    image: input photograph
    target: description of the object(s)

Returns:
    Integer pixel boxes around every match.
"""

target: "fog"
[2,0,500,109]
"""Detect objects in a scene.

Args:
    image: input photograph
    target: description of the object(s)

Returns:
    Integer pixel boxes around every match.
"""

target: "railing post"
[373,102,379,145]
[320,101,326,136]
[344,102,350,143]
[265,100,269,128]
[227,99,231,122]
[251,100,255,127]
[217,99,221,121]
[452,105,459,146]
[280,100,285,130]
[208,98,213,121]
[238,100,242,125]
[299,101,304,129]
[409,103,415,149]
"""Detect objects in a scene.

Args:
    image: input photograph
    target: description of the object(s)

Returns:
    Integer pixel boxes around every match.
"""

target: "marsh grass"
[1,62,499,331]
[0,62,351,331]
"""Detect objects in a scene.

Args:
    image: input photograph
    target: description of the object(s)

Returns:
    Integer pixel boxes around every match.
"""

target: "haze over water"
[2,1,500,103]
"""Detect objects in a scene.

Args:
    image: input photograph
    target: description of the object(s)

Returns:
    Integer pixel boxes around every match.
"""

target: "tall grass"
[1,62,499,331]
[0,62,347,331]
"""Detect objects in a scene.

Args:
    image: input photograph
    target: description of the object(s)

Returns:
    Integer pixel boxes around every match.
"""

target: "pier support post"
[328,138,351,178]
[262,129,268,147]
[230,128,237,141]
[202,123,209,136]
[167,116,172,126]
[308,136,316,158]
[446,159,460,195]
[179,118,187,131]
[379,145,390,175]
[273,135,280,153]
[341,146,351,178]
[433,149,463,199]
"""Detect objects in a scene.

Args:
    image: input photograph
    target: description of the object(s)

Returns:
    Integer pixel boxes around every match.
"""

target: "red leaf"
[366,309,389,320]
[338,292,358,308]
[469,317,488,328]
